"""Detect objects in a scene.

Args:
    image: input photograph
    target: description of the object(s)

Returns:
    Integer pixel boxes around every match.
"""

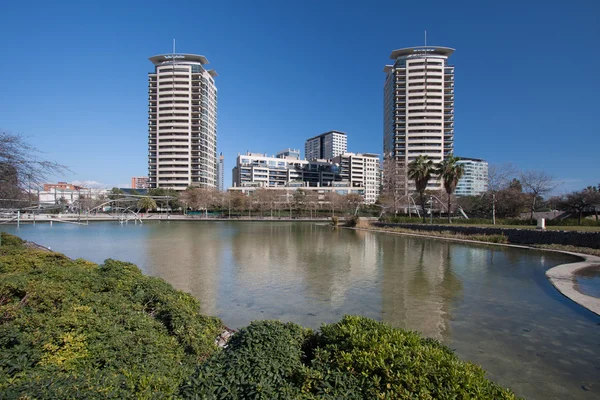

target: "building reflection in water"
[380,236,463,341]
[144,222,223,316]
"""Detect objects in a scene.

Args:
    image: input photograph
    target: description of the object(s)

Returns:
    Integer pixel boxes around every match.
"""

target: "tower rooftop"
[389,46,455,59]
[149,53,210,66]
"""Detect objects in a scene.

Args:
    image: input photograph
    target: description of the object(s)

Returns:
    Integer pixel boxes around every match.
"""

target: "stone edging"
[545,253,600,316]
[348,225,600,316]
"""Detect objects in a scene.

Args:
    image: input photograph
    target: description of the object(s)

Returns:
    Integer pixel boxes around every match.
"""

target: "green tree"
[137,197,157,212]
[437,156,465,223]
[408,155,436,223]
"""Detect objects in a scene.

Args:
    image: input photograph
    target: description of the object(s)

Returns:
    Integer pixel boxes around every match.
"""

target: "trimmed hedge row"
[1,233,519,399]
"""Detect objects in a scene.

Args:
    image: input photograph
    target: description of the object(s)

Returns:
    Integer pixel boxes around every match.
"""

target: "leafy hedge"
[0,233,223,398]
[1,233,519,399]
[181,317,519,399]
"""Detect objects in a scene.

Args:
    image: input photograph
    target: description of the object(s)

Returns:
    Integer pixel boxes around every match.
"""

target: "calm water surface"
[1,221,599,400]
[575,267,600,299]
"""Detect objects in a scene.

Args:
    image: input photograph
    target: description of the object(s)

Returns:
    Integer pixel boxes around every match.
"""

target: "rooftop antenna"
[424,30,427,47]
[173,38,176,54]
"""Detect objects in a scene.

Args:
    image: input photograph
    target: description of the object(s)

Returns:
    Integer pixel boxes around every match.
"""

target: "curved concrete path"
[545,253,600,316]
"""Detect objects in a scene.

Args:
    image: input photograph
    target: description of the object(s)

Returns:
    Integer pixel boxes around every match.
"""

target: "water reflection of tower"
[145,222,223,315]
[381,236,463,341]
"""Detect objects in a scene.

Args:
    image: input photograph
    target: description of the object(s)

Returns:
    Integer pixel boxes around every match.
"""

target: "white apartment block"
[455,158,488,197]
[232,152,336,189]
[332,153,381,204]
[305,131,347,161]
[148,53,218,191]
[383,46,455,195]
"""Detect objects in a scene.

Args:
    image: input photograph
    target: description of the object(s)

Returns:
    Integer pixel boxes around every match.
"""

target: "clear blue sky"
[1,0,598,192]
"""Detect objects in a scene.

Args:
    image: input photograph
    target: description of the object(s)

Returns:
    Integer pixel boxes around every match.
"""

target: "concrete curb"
[545,253,600,316]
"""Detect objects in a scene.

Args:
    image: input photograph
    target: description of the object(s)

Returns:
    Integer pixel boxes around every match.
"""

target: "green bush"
[181,317,519,399]
[0,233,223,399]
[345,215,359,227]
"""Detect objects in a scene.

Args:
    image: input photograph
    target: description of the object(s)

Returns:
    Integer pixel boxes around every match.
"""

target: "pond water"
[575,266,600,299]
[1,221,599,399]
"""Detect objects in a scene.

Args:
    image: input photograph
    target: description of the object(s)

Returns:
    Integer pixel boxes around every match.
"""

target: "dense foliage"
[0,233,223,398]
[181,317,519,399]
[1,233,519,399]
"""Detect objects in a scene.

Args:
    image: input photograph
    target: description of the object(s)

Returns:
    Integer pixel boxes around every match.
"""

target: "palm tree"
[437,156,465,223]
[137,197,157,213]
[408,155,435,223]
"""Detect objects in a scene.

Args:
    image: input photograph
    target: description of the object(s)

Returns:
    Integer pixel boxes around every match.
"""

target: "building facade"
[148,53,218,191]
[131,176,149,190]
[43,182,85,191]
[332,153,381,204]
[305,131,347,161]
[217,153,225,191]
[455,158,488,197]
[383,46,455,196]
[231,151,380,203]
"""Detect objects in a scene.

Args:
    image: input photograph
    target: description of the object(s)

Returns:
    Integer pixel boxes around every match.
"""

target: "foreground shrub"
[181,316,519,399]
[0,233,223,399]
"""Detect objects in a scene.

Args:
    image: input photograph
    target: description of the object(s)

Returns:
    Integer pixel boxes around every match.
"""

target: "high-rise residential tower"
[383,46,455,197]
[148,53,218,190]
[217,153,225,191]
[305,131,347,161]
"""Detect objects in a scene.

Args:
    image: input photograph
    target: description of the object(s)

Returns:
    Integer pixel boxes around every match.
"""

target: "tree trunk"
[578,210,582,225]
[419,192,427,223]
[447,195,452,224]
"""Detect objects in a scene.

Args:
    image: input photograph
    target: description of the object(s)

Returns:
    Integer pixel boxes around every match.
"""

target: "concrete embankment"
[372,222,600,249]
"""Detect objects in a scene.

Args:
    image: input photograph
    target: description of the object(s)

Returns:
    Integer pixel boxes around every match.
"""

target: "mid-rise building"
[148,53,218,190]
[383,46,455,196]
[217,153,225,191]
[43,182,85,191]
[455,158,488,197]
[131,176,149,190]
[332,153,381,204]
[305,131,347,161]
[232,152,335,189]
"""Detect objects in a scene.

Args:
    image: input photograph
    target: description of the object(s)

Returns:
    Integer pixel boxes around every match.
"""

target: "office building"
[332,153,381,204]
[305,131,347,161]
[455,158,488,197]
[131,176,149,190]
[217,153,225,191]
[276,148,301,160]
[148,52,218,190]
[383,46,455,196]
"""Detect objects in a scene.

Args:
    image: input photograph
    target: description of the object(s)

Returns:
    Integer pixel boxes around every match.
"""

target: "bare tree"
[558,188,600,225]
[1,131,68,207]
[487,163,518,224]
[381,156,407,215]
[520,170,557,221]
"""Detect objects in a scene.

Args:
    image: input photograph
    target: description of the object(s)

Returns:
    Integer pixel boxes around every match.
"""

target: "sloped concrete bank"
[373,222,600,249]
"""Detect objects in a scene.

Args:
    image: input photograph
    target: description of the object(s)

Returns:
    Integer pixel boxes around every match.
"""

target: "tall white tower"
[383,46,455,195]
[148,53,218,190]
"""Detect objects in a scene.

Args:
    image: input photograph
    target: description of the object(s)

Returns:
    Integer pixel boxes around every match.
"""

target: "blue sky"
[0,0,598,192]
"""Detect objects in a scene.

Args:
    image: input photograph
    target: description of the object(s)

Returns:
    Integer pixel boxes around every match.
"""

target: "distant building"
[131,176,149,190]
[232,152,335,189]
[276,148,301,160]
[305,131,347,161]
[231,151,380,203]
[43,182,86,191]
[217,153,225,191]
[332,153,381,204]
[455,158,488,197]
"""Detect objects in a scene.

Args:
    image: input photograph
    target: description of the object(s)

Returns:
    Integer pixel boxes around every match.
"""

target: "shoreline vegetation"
[0,232,520,399]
